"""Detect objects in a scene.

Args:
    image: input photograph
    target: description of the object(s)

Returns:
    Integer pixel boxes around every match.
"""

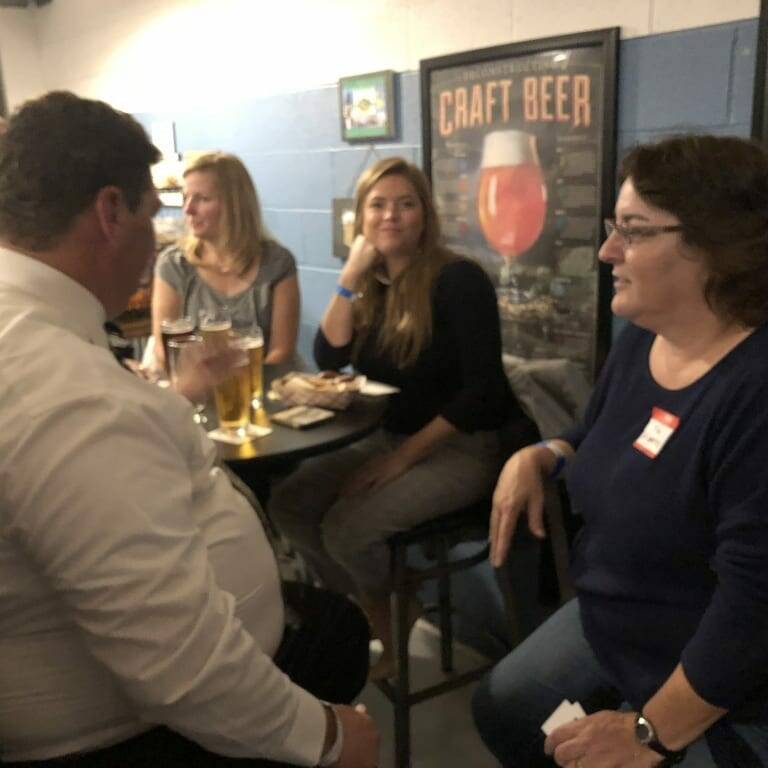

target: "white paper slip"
[541,699,586,736]
[359,380,400,396]
[207,424,272,444]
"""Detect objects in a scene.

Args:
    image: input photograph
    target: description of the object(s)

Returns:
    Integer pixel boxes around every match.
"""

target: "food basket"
[270,371,366,410]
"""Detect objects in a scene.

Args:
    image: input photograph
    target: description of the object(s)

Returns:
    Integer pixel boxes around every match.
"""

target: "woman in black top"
[270,157,530,679]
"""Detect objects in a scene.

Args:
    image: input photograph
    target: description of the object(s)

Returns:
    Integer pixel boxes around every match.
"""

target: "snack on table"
[270,371,366,410]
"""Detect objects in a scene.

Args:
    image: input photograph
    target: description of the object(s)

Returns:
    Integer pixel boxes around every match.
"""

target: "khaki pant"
[269,428,502,599]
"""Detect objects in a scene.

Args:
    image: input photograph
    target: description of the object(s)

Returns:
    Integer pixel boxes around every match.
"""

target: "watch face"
[635,716,655,745]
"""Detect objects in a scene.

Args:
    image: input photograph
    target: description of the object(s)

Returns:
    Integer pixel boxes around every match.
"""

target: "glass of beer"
[160,316,195,375]
[212,338,251,438]
[167,335,208,426]
[199,308,232,351]
[477,130,547,263]
[235,324,265,413]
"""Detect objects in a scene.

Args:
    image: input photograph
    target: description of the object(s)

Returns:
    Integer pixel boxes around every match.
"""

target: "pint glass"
[477,130,547,262]
[160,316,195,374]
[167,334,208,425]
[213,339,251,436]
[237,326,265,412]
[199,308,232,350]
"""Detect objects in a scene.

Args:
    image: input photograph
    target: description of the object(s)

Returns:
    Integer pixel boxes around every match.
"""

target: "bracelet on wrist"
[536,440,568,479]
[335,283,361,301]
[319,704,343,766]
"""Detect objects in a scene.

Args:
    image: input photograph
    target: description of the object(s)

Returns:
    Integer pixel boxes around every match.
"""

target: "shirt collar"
[0,245,110,349]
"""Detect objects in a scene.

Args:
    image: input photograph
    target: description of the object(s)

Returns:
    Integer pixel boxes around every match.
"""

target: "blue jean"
[472,599,768,767]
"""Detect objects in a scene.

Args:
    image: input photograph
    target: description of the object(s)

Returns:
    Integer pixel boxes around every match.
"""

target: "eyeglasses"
[604,219,684,246]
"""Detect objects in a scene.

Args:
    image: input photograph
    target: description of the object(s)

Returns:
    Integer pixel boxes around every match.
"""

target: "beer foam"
[162,317,194,333]
[481,130,538,168]
[200,320,231,332]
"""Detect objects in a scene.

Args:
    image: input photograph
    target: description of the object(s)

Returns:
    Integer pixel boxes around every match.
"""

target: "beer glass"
[199,308,232,351]
[212,338,251,438]
[160,316,195,375]
[235,325,265,413]
[167,335,208,426]
[477,130,547,263]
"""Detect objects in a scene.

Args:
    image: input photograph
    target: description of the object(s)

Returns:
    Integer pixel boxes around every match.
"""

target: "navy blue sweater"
[564,323,768,719]
[315,259,521,435]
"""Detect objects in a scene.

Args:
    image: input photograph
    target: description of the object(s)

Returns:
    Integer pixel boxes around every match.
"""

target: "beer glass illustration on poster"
[421,30,618,378]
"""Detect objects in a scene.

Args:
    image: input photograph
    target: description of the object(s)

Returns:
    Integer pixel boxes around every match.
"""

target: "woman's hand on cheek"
[344,235,379,281]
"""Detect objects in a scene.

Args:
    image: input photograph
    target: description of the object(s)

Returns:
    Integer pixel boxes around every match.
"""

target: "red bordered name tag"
[633,407,680,459]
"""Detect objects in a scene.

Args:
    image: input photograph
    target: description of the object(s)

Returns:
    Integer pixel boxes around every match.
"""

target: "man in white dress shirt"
[0,91,378,768]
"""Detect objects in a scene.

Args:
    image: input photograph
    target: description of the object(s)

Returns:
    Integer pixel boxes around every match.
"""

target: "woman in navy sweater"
[475,135,768,767]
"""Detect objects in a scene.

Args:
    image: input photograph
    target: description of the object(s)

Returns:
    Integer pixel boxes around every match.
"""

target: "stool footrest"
[399,544,490,587]
[374,662,493,705]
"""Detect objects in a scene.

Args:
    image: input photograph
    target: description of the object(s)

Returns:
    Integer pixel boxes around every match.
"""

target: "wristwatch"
[319,704,343,766]
[634,714,686,764]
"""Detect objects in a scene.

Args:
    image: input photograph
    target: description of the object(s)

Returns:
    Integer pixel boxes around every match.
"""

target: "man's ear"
[93,186,127,245]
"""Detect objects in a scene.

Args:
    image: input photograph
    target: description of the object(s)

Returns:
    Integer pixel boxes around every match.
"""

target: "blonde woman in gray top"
[152,152,300,371]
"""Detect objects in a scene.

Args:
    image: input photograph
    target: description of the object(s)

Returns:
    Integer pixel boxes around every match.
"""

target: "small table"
[217,395,387,474]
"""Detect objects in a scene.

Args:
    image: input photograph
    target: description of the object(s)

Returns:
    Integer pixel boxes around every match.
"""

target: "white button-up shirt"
[0,247,325,764]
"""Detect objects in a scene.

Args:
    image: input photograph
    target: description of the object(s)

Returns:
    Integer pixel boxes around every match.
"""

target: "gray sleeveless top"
[155,241,297,352]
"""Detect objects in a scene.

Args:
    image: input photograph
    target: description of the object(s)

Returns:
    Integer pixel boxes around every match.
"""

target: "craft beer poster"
[422,32,617,377]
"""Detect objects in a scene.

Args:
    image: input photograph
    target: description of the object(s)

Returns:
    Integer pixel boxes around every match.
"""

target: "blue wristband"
[536,440,567,479]
[335,283,358,301]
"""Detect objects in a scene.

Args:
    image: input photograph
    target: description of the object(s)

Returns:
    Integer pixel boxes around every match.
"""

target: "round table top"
[216,394,387,471]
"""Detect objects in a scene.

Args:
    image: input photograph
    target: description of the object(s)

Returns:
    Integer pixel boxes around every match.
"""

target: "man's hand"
[333,703,379,768]
[171,343,243,404]
[544,711,663,768]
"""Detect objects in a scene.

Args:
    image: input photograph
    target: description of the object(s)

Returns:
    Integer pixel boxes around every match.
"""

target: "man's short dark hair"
[0,91,160,250]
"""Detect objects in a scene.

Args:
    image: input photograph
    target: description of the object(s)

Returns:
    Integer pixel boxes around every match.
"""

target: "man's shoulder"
[0,315,180,430]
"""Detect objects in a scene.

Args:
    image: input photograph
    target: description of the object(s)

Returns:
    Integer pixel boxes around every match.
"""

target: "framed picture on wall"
[420,29,619,380]
[752,0,768,139]
[339,70,397,142]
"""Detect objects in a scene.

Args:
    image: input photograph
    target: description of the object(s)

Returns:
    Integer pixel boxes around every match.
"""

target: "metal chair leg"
[436,536,454,673]
[393,540,412,768]
[544,482,574,604]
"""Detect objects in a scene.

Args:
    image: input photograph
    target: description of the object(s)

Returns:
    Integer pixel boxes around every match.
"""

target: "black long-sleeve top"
[564,323,768,720]
[315,259,522,435]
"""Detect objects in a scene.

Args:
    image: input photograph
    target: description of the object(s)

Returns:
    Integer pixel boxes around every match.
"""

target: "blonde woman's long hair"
[352,157,454,369]
[181,151,269,275]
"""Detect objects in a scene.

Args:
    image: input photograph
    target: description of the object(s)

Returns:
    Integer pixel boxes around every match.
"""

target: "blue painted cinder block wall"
[137,17,757,656]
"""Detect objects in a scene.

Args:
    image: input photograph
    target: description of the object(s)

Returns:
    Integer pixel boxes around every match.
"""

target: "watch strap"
[635,714,686,765]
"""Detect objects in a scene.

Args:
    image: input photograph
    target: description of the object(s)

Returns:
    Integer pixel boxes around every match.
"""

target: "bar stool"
[375,483,573,768]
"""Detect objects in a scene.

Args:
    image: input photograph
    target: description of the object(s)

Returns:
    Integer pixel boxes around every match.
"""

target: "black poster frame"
[420,28,619,380]
[752,0,768,139]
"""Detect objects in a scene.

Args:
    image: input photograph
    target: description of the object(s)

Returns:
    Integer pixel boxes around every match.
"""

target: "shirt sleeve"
[155,246,189,295]
[5,393,326,766]
[314,326,353,371]
[434,260,514,432]
[263,241,297,285]
[679,378,768,709]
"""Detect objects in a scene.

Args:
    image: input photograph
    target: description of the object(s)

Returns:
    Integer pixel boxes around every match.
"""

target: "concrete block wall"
[129,17,758,364]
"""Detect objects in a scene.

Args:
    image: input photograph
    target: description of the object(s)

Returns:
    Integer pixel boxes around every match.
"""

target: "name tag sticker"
[633,407,680,459]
